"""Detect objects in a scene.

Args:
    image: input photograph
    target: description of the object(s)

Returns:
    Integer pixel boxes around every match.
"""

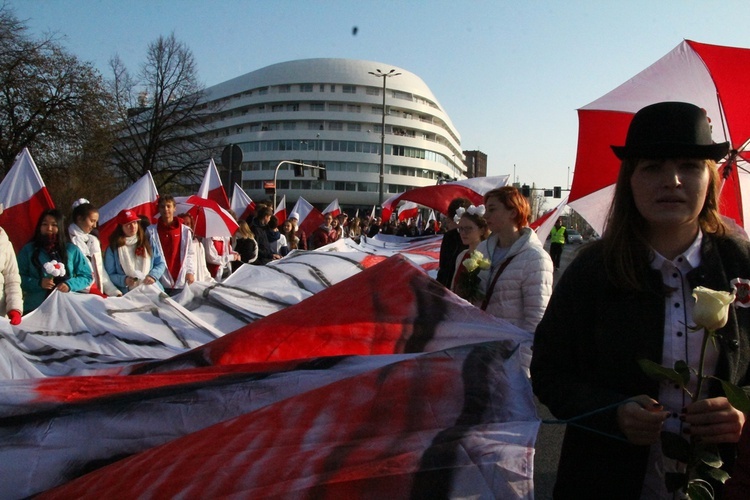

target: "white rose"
[692,286,735,331]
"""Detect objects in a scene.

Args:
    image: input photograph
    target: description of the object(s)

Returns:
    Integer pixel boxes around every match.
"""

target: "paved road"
[533,241,585,499]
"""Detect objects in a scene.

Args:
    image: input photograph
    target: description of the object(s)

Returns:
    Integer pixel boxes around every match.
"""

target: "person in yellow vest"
[549,218,566,270]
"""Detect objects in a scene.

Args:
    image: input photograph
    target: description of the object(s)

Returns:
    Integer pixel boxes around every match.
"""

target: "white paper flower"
[43,260,66,278]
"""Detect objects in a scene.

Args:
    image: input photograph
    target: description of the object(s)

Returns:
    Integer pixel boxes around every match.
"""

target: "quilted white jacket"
[0,228,23,316]
[476,227,554,333]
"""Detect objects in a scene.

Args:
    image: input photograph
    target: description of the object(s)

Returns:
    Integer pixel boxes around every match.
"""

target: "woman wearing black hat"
[531,102,748,498]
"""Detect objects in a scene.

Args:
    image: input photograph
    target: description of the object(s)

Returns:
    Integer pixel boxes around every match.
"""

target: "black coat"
[530,233,750,499]
[436,229,467,288]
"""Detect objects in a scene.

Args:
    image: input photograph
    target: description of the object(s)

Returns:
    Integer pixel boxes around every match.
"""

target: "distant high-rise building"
[462,150,487,178]
[201,59,466,208]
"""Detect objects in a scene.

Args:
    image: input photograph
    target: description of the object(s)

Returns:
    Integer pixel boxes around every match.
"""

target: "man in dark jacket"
[250,205,278,265]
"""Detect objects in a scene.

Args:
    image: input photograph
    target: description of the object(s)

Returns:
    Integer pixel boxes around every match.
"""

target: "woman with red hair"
[476,186,553,332]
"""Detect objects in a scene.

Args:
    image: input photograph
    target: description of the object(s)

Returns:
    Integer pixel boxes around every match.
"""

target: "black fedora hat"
[611,102,729,161]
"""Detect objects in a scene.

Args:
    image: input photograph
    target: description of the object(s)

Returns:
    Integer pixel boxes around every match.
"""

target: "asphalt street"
[533,241,585,499]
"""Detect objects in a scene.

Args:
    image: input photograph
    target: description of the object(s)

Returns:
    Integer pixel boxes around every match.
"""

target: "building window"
[283,122,296,130]
[328,103,343,112]
[347,104,361,113]
[278,85,291,93]
[236,127,243,134]
[372,106,383,115]
[330,84,336,92]
[342,85,356,94]
[286,103,299,111]
[366,87,380,96]
[300,83,313,92]
[310,103,324,111]
[347,123,361,132]
[328,122,343,131]
[271,104,283,112]
[258,87,268,95]
[309,121,324,130]
[319,84,325,92]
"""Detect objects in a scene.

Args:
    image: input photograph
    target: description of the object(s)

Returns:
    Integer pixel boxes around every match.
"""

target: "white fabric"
[203,236,234,281]
[191,238,213,283]
[68,224,120,296]
[269,233,287,255]
[476,227,554,333]
[0,228,22,315]
[116,239,152,288]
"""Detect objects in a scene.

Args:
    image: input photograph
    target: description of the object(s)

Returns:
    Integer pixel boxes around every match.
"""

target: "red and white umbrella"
[174,195,239,238]
[569,40,750,235]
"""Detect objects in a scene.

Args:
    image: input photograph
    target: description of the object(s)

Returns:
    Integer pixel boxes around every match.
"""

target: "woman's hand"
[142,275,155,286]
[617,394,670,445]
[41,277,55,290]
[683,397,746,444]
[125,276,138,288]
[55,282,70,293]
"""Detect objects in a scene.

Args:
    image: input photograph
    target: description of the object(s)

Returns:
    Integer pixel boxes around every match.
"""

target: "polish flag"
[0,148,55,252]
[370,205,376,220]
[382,175,509,221]
[530,196,569,243]
[274,195,287,225]
[197,159,230,210]
[322,199,341,218]
[290,197,325,236]
[397,201,419,222]
[98,172,159,251]
[230,183,255,221]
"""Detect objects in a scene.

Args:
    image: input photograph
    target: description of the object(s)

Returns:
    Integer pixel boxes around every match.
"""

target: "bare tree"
[109,33,219,193]
[0,4,115,205]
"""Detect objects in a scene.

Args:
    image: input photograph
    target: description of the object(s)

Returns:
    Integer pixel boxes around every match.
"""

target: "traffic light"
[317,164,327,181]
[521,184,531,197]
[293,164,304,177]
[553,186,562,198]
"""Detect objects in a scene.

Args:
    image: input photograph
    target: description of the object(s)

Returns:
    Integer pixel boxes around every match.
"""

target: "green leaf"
[695,445,723,468]
[665,472,688,493]
[686,479,714,500]
[661,431,691,462]
[719,379,750,413]
[638,359,686,387]
[673,360,691,385]
[702,466,730,484]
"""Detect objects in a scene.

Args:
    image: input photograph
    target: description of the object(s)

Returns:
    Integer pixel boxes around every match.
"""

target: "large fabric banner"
[0,236,539,499]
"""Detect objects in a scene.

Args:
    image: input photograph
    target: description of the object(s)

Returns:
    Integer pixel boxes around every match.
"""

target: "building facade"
[202,59,466,208]
[463,150,487,178]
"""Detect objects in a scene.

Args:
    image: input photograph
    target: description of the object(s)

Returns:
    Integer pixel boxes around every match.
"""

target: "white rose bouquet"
[454,250,491,303]
[43,260,66,278]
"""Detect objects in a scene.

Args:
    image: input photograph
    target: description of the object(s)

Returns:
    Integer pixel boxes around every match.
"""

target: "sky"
[9,0,750,195]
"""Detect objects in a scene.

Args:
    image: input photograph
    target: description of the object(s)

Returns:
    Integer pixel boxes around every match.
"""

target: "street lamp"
[368,68,401,209]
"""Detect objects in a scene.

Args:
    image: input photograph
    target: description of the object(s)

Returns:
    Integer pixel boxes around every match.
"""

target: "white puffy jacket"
[0,228,23,316]
[476,227,554,333]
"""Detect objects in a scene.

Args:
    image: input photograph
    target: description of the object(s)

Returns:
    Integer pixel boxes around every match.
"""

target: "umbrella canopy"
[174,195,239,238]
[568,40,750,235]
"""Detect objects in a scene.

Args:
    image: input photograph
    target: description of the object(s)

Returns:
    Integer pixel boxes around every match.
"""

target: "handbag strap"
[480,255,515,311]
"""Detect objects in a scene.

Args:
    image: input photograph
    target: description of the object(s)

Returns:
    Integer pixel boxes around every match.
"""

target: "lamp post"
[368,68,401,210]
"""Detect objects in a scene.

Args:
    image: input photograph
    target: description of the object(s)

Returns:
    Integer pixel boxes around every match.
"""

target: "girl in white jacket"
[476,186,554,333]
[0,203,22,324]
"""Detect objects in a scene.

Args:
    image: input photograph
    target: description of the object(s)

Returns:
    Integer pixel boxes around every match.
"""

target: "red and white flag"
[197,159,230,210]
[98,172,159,251]
[274,195,287,224]
[382,175,509,221]
[397,201,419,222]
[230,183,255,221]
[0,148,55,251]
[370,205,376,220]
[322,199,341,217]
[290,197,325,236]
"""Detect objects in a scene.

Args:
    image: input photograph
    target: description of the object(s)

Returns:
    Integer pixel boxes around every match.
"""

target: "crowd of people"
[1,100,749,497]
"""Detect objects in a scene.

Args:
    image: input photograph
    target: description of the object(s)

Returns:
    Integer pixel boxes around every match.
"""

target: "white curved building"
[203,58,466,208]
